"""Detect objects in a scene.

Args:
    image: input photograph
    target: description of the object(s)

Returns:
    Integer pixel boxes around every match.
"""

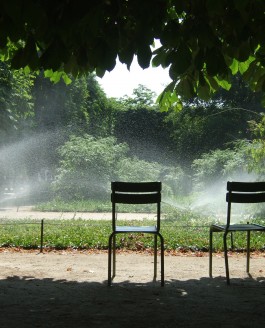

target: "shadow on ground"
[0,274,265,328]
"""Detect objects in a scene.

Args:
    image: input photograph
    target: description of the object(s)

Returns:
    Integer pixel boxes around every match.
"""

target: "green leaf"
[205,75,220,91]
[215,78,231,91]
[242,60,258,81]
[238,56,255,74]
[197,84,211,100]
[152,50,168,68]
[157,81,179,111]
[229,59,239,75]
[137,45,152,69]
[23,66,31,75]
[44,69,54,78]
[62,72,72,85]
[119,49,134,69]
[96,67,105,78]
[50,71,63,83]
[175,78,195,99]
[197,72,211,99]
[171,44,192,75]
[206,48,228,76]
[194,49,205,71]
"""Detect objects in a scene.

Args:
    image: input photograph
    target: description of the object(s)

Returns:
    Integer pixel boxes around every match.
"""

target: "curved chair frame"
[209,181,265,284]
[108,181,164,286]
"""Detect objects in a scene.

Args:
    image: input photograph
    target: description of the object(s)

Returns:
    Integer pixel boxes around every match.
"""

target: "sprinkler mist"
[162,173,260,224]
[0,131,60,208]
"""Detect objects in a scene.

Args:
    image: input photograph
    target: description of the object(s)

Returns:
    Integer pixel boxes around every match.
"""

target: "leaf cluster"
[0,1,265,107]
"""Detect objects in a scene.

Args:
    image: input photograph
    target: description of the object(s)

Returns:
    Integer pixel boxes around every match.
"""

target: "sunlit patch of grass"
[1,217,265,252]
[0,221,41,249]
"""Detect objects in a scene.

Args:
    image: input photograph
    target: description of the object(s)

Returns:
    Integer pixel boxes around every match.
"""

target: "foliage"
[86,74,117,137]
[165,75,265,165]
[247,114,265,177]
[212,74,264,110]
[119,85,157,109]
[192,147,249,191]
[53,132,188,202]
[0,61,34,140]
[0,1,265,108]
[116,157,162,182]
[155,0,265,109]
[33,72,118,138]
[53,134,129,200]
[159,165,190,196]
[223,140,253,178]
[114,105,176,164]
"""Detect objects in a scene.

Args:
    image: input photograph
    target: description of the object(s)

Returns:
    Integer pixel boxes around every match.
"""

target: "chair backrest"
[111,181,162,231]
[226,181,265,226]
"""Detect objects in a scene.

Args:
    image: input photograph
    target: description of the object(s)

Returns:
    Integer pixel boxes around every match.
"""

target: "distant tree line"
[0,63,265,201]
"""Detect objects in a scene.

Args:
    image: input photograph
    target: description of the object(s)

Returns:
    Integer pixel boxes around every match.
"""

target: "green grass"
[2,199,265,252]
[1,217,265,252]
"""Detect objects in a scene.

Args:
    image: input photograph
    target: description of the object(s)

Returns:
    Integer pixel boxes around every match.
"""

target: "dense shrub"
[53,134,128,200]
[53,134,188,201]
[192,145,250,192]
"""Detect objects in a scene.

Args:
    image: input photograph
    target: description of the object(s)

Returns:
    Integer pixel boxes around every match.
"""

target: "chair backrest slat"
[227,181,265,192]
[112,193,161,204]
[112,181,161,193]
[111,181,161,231]
[227,192,265,203]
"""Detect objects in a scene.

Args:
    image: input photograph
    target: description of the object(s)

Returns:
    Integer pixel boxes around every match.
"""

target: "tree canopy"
[0,0,265,108]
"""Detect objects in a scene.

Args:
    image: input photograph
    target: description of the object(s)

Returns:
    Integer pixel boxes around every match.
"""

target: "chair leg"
[246,230,250,273]
[209,229,213,277]
[108,233,113,286]
[224,232,230,285]
[159,233,164,287]
[108,232,117,286]
[113,234,116,278]
[154,234,157,281]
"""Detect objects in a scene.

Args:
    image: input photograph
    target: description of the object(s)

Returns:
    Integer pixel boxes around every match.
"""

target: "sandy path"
[0,206,157,221]
[0,250,265,327]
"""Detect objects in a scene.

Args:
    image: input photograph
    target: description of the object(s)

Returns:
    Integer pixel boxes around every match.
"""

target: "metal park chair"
[108,181,164,286]
[209,181,265,284]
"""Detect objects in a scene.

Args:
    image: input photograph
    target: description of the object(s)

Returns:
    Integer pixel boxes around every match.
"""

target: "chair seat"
[115,226,158,233]
[211,223,265,232]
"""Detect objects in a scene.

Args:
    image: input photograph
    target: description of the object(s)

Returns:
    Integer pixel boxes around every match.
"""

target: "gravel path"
[0,206,158,221]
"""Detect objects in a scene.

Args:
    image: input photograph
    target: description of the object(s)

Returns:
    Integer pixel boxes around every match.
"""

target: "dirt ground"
[0,249,265,328]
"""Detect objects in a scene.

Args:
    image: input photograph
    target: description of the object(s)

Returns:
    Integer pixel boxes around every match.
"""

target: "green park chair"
[209,181,265,284]
[108,181,164,286]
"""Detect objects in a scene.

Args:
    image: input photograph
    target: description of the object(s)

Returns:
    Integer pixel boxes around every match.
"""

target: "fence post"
[40,219,44,253]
